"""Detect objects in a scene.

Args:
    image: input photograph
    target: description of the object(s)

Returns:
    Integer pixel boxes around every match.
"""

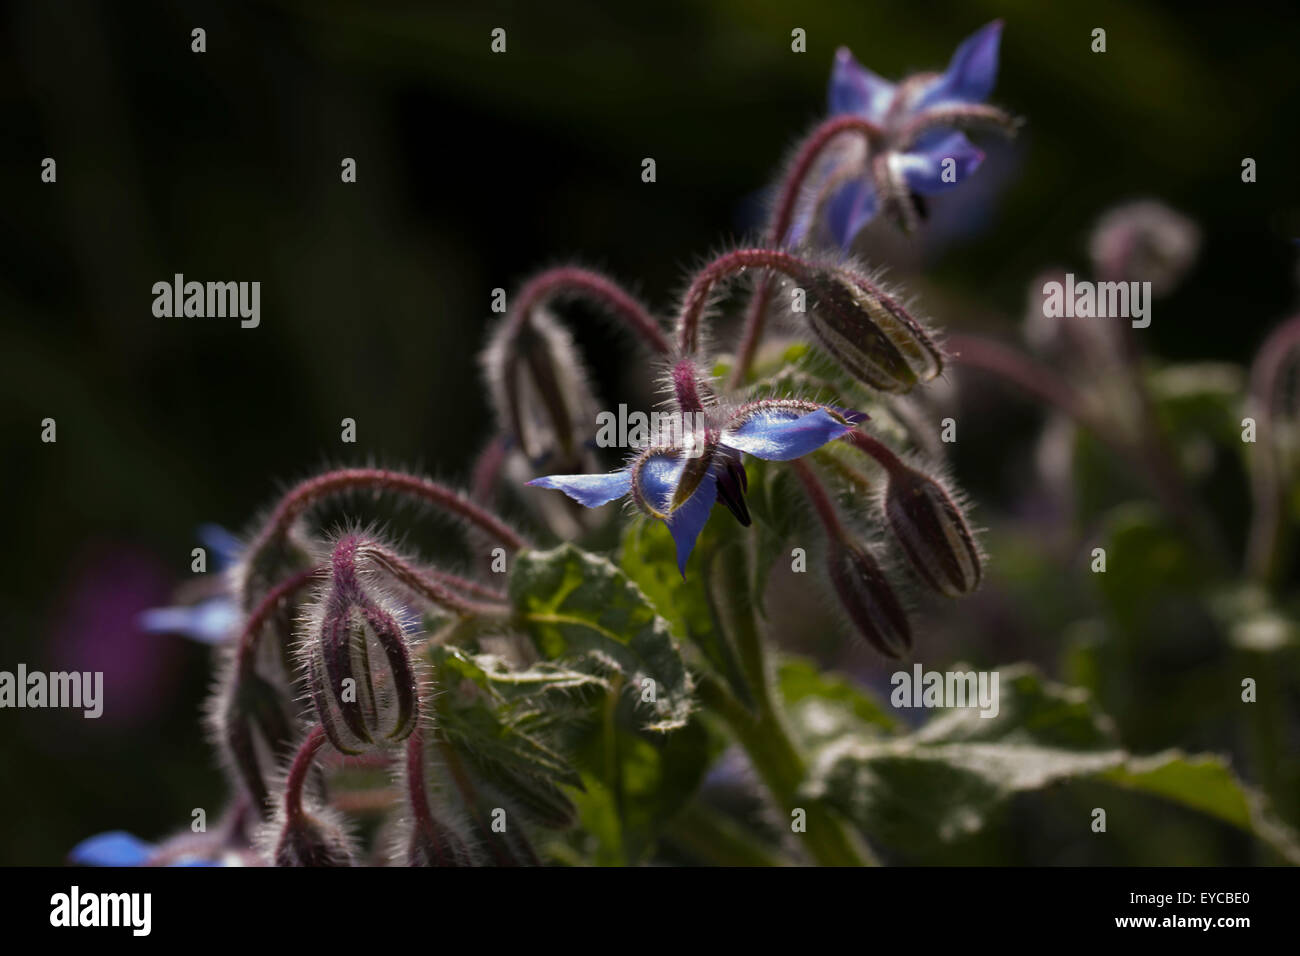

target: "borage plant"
[71,20,1300,867]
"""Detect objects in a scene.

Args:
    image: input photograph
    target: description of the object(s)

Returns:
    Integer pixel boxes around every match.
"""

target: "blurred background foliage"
[1,0,1298,864]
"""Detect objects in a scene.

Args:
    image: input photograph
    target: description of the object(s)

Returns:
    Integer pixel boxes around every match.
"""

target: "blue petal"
[823,179,878,248]
[70,831,156,867]
[896,133,984,195]
[138,597,240,644]
[722,408,853,461]
[527,469,632,508]
[197,523,243,571]
[828,47,896,121]
[915,20,1002,111]
[635,452,718,576]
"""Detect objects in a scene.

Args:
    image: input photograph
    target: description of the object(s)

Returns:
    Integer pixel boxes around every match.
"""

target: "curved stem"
[1245,313,1300,584]
[840,429,908,478]
[790,458,848,540]
[949,332,1221,559]
[677,249,816,356]
[730,115,882,387]
[234,565,325,674]
[945,333,1114,442]
[284,724,327,825]
[507,266,670,355]
[358,541,513,618]
[241,468,529,600]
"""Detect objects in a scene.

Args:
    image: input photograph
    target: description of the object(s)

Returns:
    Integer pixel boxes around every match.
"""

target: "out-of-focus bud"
[1023,267,1124,374]
[402,732,476,867]
[212,661,296,814]
[305,537,420,754]
[884,464,982,597]
[803,268,943,393]
[482,306,599,472]
[827,538,912,658]
[270,807,356,867]
[1088,200,1200,296]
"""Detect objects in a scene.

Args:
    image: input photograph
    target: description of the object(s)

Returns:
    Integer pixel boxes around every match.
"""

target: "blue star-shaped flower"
[794,20,1008,246]
[529,401,860,575]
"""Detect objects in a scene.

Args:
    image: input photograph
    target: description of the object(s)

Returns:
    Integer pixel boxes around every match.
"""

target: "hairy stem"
[284,724,327,825]
[507,266,671,355]
[241,468,529,601]
[234,565,325,674]
[678,249,816,356]
[730,117,884,387]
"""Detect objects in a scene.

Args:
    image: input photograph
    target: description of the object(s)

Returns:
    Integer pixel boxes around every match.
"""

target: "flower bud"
[804,268,942,393]
[483,305,599,472]
[1088,200,1200,296]
[827,539,912,658]
[884,465,982,597]
[271,808,357,867]
[211,661,295,815]
[306,537,420,754]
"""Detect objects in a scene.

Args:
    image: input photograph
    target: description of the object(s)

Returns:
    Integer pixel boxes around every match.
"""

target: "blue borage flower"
[529,399,864,575]
[69,830,243,867]
[138,524,242,644]
[794,20,1011,246]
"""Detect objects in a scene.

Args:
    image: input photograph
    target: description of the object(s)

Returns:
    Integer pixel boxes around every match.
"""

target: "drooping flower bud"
[803,267,942,392]
[483,305,599,472]
[1088,200,1200,296]
[401,730,476,867]
[264,725,357,867]
[884,464,982,597]
[305,536,420,754]
[827,538,912,658]
[272,811,356,867]
[211,661,296,814]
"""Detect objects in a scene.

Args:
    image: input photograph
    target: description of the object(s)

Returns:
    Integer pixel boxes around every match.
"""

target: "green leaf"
[777,655,897,748]
[620,519,753,709]
[567,713,712,865]
[429,648,585,830]
[510,543,693,732]
[436,644,612,700]
[805,664,1300,863]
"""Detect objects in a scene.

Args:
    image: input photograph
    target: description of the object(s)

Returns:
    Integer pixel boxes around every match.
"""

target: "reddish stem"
[841,429,907,476]
[677,249,816,356]
[242,469,529,598]
[234,565,325,674]
[730,115,882,387]
[506,267,670,354]
[284,724,327,825]
[791,459,846,541]
[358,541,512,618]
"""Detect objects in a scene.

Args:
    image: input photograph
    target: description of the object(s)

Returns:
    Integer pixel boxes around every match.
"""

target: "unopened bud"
[884,465,982,597]
[212,661,295,816]
[827,539,912,658]
[266,725,357,867]
[271,809,356,867]
[483,306,598,471]
[804,268,942,393]
[306,537,420,753]
[1088,200,1200,296]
